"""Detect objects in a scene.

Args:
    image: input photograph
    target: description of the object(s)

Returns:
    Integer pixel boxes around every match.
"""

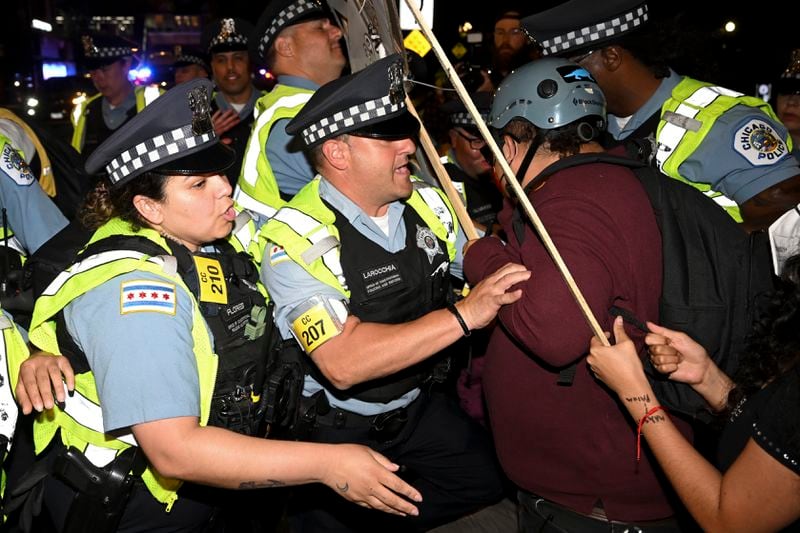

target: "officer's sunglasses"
[454,128,486,150]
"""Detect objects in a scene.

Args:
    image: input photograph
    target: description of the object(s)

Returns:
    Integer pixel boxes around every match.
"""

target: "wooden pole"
[406,97,479,240]
[403,0,609,344]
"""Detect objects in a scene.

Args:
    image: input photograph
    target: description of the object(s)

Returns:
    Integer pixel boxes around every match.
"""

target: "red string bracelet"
[637,405,668,462]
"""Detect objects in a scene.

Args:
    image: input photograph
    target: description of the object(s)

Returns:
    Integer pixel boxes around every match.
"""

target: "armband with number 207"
[287,295,347,353]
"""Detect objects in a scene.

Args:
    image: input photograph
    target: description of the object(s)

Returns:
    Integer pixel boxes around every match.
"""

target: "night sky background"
[1,0,796,101]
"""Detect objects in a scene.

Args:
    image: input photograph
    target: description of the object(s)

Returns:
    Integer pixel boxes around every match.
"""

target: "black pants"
[289,392,505,532]
[517,491,683,533]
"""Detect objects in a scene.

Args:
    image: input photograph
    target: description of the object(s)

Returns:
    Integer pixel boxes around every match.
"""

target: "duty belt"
[310,394,425,443]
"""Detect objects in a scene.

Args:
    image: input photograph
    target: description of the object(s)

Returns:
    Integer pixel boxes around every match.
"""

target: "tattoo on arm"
[642,414,666,425]
[623,393,651,404]
[336,482,349,493]
[239,480,287,489]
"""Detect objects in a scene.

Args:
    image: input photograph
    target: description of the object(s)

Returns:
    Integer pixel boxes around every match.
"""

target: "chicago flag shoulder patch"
[120,280,177,315]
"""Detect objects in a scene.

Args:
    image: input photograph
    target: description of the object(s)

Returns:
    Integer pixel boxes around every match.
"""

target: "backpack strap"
[511,152,647,386]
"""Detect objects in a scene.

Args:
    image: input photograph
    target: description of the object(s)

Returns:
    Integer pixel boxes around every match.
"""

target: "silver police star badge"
[219,18,236,42]
[416,224,442,264]
[388,59,405,105]
[188,87,213,136]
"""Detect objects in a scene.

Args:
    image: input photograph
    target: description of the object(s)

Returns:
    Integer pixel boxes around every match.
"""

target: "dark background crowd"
[0,0,796,132]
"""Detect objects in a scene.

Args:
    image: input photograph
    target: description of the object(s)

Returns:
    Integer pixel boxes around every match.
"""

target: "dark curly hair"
[503,117,600,157]
[727,254,800,410]
[78,173,170,231]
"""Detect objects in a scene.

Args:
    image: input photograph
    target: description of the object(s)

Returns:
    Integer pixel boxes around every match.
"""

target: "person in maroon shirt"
[463,57,689,531]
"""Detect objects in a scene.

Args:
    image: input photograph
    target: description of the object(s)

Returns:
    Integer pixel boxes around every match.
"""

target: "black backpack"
[516,151,775,422]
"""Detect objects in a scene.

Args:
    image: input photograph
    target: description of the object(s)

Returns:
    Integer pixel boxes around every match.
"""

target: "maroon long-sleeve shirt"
[465,159,688,521]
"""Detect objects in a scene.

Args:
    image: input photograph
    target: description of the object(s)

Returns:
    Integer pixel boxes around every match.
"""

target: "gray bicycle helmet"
[489,57,606,138]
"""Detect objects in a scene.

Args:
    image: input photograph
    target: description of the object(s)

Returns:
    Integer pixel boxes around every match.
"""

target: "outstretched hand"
[645,322,711,385]
[211,109,240,142]
[15,351,75,415]
[323,444,422,516]
[457,262,530,331]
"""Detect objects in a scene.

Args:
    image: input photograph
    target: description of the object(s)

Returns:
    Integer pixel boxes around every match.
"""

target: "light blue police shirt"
[102,90,137,131]
[0,142,68,254]
[608,70,800,205]
[64,271,203,432]
[261,177,466,415]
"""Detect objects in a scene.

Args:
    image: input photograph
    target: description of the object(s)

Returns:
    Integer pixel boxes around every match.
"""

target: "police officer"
[0,122,69,324]
[234,0,347,220]
[441,92,502,231]
[259,54,530,531]
[71,33,161,157]
[172,46,210,85]
[523,0,800,231]
[201,17,263,186]
[9,78,421,532]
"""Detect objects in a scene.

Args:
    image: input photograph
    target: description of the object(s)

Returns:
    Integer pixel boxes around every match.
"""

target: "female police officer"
[9,78,420,531]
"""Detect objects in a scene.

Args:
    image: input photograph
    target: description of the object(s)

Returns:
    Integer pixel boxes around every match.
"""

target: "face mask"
[768,204,800,276]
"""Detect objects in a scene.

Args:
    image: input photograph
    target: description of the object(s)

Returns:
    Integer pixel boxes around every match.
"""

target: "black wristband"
[446,303,471,337]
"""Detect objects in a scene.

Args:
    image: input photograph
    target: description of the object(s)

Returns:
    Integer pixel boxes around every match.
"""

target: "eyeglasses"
[493,28,525,38]
[568,49,597,64]
[454,129,486,150]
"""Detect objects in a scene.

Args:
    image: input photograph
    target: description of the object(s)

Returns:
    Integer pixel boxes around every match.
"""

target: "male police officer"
[523,0,800,230]
[202,17,263,185]
[259,54,530,531]
[71,33,160,157]
[172,46,210,85]
[441,92,502,230]
[234,0,347,221]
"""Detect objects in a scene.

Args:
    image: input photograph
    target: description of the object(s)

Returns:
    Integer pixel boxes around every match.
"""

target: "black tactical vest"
[82,97,136,159]
[54,234,274,436]
[309,203,452,403]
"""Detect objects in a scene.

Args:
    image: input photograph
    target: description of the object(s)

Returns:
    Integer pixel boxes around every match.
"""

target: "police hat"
[85,78,234,187]
[173,46,211,74]
[522,0,649,57]
[775,49,800,96]
[251,0,328,64]
[441,92,492,130]
[285,54,420,148]
[202,17,253,55]
[80,33,136,70]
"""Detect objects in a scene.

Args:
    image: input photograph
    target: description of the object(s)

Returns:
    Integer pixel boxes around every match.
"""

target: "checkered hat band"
[106,124,216,184]
[259,0,319,56]
[177,55,206,66]
[209,34,248,50]
[89,46,131,58]
[542,5,648,55]
[301,95,404,145]
[451,112,487,126]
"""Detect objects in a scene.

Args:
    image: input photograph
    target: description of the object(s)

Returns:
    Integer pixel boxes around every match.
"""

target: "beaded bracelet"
[446,303,471,337]
[637,405,668,462]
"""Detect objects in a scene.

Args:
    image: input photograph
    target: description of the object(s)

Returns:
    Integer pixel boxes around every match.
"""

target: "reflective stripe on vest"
[234,87,314,218]
[70,93,102,152]
[655,77,785,222]
[272,204,349,292]
[0,231,26,256]
[141,85,161,107]
[71,87,160,152]
[0,312,25,449]
[26,218,217,510]
[263,177,458,296]
[0,310,29,497]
